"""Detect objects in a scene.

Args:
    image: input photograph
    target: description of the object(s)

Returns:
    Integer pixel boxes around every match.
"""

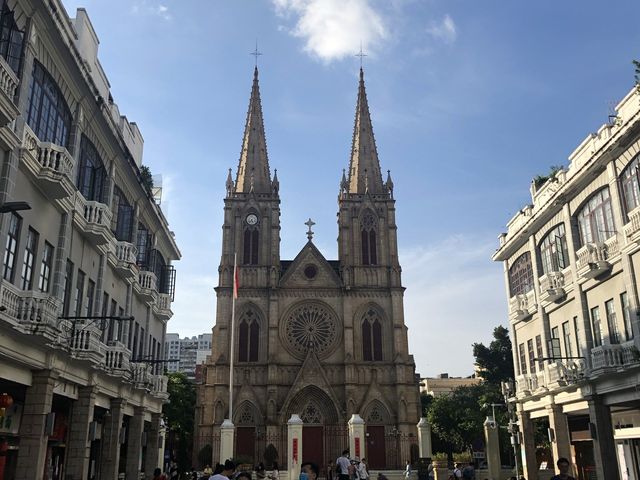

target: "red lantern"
[0,393,13,409]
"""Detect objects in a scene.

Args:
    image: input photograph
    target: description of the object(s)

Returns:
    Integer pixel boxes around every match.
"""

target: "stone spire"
[235,67,272,193]
[347,68,384,194]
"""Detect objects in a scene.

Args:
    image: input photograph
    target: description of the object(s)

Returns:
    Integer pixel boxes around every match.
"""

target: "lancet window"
[362,308,383,361]
[361,211,377,265]
[238,309,259,362]
[77,135,107,202]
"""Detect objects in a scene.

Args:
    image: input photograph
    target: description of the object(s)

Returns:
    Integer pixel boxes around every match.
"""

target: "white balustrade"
[114,241,137,265]
[23,125,74,177]
[0,280,58,330]
[591,342,639,370]
[104,341,131,371]
[624,205,640,240]
[0,54,18,100]
[139,270,158,291]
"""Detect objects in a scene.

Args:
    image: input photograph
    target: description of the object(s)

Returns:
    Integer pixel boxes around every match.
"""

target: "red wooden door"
[236,427,256,462]
[366,426,386,469]
[303,426,324,469]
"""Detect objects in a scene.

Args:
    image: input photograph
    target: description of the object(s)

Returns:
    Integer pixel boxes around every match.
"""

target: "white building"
[420,373,480,397]
[165,333,212,379]
[0,2,180,480]
[494,82,640,479]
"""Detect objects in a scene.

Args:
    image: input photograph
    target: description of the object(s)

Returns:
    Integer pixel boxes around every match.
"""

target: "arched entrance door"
[364,400,391,469]
[286,386,341,474]
[234,402,261,463]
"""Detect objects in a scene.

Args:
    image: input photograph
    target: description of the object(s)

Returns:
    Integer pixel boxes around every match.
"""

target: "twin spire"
[231,66,388,197]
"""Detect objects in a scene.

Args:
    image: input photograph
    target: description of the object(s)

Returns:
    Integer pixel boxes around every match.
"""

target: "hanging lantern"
[0,392,13,417]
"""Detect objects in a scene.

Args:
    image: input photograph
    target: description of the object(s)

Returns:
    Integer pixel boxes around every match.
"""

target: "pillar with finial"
[226,168,234,197]
[272,168,279,194]
[386,170,394,199]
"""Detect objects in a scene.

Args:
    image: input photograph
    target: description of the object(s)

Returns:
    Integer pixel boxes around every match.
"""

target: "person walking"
[550,458,576,480]
[404,461,411,480]
[335,450,351,480]
[357,458,369,480]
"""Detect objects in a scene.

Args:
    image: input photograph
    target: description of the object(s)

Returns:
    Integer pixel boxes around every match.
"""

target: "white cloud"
[272,0,388,63]
[402,234,506,377]
[426,14,457,44]
[130,1,172,21]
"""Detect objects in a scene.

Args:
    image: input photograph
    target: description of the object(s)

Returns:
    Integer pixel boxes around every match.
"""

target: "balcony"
[590,341,640,373]
[539,270,568,303]
[0,280,60,341]
[153,292,173,321]
[109,240,138,280]
[516,360,586,399]
[508,290,536,322]
[0,54,19,126]
[67,322,104,364]
[576,237,619,279]
[149,373,169,400]
[20,125,75,200]
[137,270,158,302]
[624,206,640,246]
[103,340,131,373]
[74,195,113,246]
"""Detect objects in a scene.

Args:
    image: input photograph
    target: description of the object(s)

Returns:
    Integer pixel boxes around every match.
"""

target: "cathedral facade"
[195,67,421,472]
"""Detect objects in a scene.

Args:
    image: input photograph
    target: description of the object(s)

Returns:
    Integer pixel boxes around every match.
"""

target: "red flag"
[233,261,239,299]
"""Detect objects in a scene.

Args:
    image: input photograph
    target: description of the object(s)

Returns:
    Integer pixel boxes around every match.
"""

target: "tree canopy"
[164,372,197,471]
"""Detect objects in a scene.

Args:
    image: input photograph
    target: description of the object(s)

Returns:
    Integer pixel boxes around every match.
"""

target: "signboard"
[472,452,485,459]
[0,404,22,435]
[293,438,299,463]
[355,438,361,458]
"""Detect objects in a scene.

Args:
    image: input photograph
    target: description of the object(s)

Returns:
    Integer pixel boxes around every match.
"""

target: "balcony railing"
[508,290,536,322]
[74,195,113,245]
[68,322,104,364]
[149,373,169,399]
[0,280,60,340]
[624,206,640,245]
[110,240,138,280]
[576,237,619,279]
[0,54,19,126]
[104,341,131,372]
[20,125,75,200]
[539,270,568,303]
[516,360,586,399]
[590,341,640,371]
[154,292,173,321]
[137,270,158,302]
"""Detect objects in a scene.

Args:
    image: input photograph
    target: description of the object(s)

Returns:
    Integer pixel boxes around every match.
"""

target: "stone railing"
[114,241,137,265]
[540,271,566,291]
[23,125,74,177]
[131,362,151,387]
[104,341,131,371]
[624,205,640,243]
[0,54,18,101]
[576,238,618,278]
[590,341,640,370]
[545,360,587,387]
[157,293,171,311]
[1,280,59,338]
[149,373,168,397]
[508,290,536,321]
[139,270,158,291]
[74,195,113,245]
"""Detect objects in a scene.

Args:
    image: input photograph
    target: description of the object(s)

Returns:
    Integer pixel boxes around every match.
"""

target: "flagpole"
[229,252,237,423]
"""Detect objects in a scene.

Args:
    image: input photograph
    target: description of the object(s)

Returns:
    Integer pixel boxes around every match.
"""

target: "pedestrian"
[170,462,179,480]
[404,461,411,480]
[256,463,266,480]
[270,462,279,480]
[452,464,462,479]
[335,450,351,480]
[357,458,369,480]
[210,460,236,480]
[427,463,434,480]
[204,465,214,477]
[153,468,167,480]
[327,462,333,480]
[550,457,575,480]
[461,462,474,480]
[301,462,319,480]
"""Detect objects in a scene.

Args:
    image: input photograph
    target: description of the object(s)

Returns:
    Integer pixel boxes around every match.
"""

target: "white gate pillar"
[417,417,433,459]
[220,419,235,463]
[348,414,366,460]
[288,414,303,480]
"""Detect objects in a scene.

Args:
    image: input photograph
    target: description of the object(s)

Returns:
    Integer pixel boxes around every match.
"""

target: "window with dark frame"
[77,135,107,202]
[238,310,259,363]
[562,321,573,358]
[604,299,620,345]
[74,270,85,317]
[539,224,569,274]
[576,188,616,245]
[85,279,95,317]
[25,61,72,146]
[518,343,527,375]
[38,241,54,292]
[20,227,38,290]
[113,186,134,241]
[136,223,151,267]
[620,292,634,341]
[0,2,24,74]
[508,252,534,297]
[362,309,383,361]
[62,259,74,316]
[243,227,259,265]
[591,306,602,347]
[527,338,536,374]
[3,212,21,281]
[535,335,543,370]
[573,316,581,356]
[620,154,640,217]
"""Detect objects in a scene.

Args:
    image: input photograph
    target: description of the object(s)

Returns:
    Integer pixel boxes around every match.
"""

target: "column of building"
[100,398,126,480]
[65,386,97,480]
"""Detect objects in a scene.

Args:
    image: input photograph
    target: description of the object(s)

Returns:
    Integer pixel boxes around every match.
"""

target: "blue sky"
[61,0,640,377]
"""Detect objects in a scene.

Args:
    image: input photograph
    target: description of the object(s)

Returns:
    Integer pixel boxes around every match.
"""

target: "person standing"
[357,458,369,480]
[461,462,474,480]
[335,450,351,480]
[404,461,411,480]
[550,458,576,480]
[453,463,462,479]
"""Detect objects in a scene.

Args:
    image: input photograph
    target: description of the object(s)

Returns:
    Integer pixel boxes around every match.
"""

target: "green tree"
[164,372,197,472]
[472,325,514,386]
[140,165,154,192]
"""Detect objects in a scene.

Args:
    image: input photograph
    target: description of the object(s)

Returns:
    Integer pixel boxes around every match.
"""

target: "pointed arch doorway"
[285,386,342,473]
[364,401,391,469]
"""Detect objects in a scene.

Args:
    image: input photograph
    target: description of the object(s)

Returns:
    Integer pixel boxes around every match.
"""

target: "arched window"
[243,218,259,265]
[77,135,106,202]
[620,154,640,217]
[113,186,134,242]
[539,224,569,274]
[576,188,615,245]
[509,252,533,297]
[238,310,259,362]
[136,223,151,267]
[0,3,24,74]
[362,309,383,361]
[26,61,72,146]
[361,211,377,265]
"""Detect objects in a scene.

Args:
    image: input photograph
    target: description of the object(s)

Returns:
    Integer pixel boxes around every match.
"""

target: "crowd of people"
[153,453,575,480]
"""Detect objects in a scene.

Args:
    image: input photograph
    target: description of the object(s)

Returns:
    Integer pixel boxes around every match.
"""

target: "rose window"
[283,303,339,358]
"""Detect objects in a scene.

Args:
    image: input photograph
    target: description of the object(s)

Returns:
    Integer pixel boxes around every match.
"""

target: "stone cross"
[355,42,367,68]
[251,41,262,67]
[305,218,315,241]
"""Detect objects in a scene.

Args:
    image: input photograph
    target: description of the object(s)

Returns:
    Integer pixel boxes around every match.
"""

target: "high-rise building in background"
[196,67,421,472]
[494,83,640,479]
[165,333,212,379]
[0,2,180,480]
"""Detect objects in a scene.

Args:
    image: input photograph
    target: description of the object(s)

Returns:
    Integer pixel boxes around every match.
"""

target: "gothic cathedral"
[196,67,421,471]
